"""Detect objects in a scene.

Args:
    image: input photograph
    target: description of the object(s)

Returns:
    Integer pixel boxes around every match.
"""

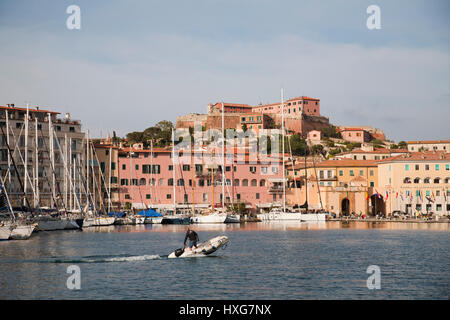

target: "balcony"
[268,186,284,194]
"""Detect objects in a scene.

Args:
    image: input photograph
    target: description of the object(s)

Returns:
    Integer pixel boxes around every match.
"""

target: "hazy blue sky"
[1,0,449,141]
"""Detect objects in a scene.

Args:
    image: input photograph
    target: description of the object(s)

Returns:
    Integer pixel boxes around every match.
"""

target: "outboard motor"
[174,248,185,257]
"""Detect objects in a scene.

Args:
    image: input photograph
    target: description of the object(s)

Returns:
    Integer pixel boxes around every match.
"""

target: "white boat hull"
[144,217,163,224]
[168,236,229,258]
[0,225,12,240]
[190,213,227,224]
[257,212,326,222]
[10,224,36,240]
[84,217,116,227]
[132,216,145,225]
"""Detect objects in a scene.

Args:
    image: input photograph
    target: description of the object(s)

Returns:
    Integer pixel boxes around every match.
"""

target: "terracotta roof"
[286,96,320,101]
[314,159,378,168]
[407,140,450,144]
[339,127,365,132]
[378,151,450,163]
[338,148,409,155]
[0,105,60,114]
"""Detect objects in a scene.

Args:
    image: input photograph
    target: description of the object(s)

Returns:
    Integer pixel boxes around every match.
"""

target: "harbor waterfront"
[0,221,448,300]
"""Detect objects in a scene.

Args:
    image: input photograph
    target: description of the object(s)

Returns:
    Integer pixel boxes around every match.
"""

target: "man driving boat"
[184,227,199,249]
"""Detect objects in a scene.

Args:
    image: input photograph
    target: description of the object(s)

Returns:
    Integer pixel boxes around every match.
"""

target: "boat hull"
[190,214,227,224]
[257,213,326,222]
[224,214,240,223]
[132,216,146,225]
[0,226,12,240]
[168,236,229,258]
[10,224,36,240]
[161,216,190,225]
[144,217,163,224]
[36,219,69,231]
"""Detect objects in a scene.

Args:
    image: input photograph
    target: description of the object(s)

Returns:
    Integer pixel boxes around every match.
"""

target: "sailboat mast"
[150,140,153,210]
[172,129,176,214]
[24,103,29,206]
[129,146,133,211]
[222,102,225,211]
[48,113,56,208]
[5,110,11,185]
[35,117,39,208]
[108,146,112,213]
[281,89,286,212]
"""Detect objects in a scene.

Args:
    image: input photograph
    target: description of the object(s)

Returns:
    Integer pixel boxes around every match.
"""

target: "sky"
[0,0,449,142]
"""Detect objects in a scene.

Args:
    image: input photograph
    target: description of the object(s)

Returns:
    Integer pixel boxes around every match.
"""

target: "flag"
[400,192,403,201]
[375,190,380,199]
[396,192,398,199]
[385,191,389,200]
[365,191,369,201]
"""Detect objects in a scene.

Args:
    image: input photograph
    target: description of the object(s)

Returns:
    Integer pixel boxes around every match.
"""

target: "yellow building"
[377,151,450,217]
[286,159,381,217]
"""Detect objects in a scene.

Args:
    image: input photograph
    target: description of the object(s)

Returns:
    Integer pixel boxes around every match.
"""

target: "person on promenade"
[184,227,199,249]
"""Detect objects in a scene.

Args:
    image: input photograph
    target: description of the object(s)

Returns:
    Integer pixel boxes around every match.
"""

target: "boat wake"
[28,254,165,264]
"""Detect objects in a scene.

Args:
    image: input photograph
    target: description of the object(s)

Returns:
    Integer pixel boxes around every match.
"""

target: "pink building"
[339,128,371,144]
[252,96,321,117]
[117,144,284,213]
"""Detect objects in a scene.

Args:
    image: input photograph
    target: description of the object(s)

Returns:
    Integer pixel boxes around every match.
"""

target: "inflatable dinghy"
[168,235,229,258]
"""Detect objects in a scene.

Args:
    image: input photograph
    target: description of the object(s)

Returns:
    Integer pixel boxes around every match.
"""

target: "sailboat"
[257,89,326,222]
[190,153,226,223]
[161,129,190,225]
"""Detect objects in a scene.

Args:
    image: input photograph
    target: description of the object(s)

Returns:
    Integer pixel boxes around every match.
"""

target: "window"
[195,164,203,173]
[435,164,440,171]
[140,178,146,185]
[226,166,231,172]
[272,167,278,174]
[69,127,75,132]
[168,178,174,186]
[426,190,431,196]
[414,177,421,184]
[159,178,164,186]
[199,179,205,187]
[234,179,240,186]
[237,194,241,200]
[434,177,441,184]
[168,165,173,171]
[251,179,257,186]
[249,166,256,173]
[260,179,266,187]
[359,170,364,176]
[177,179,184,186]
[425,164,430,171]
[436,204,442,211]
[110,177,118,183]
[242,179,248,187]
[370,182,374,187]
[146,194,151,199]
[339,170,343,176]
[125,194,130,199]
[135,164,139,170]
[370,170,374,176]
[111,162,116,170]
[120,179,128,186]
[424,177,430,184]
[256,193,260,199]
[405,164,410,171]
[261,167,268,174]
[403,177,411,184]
[349,170,354,176]
[122,164,126,170]
[166,194,171,199]
[446,164,449,171]
[131,179,138,185]
[415,164,419,170]
[183,165,190,171]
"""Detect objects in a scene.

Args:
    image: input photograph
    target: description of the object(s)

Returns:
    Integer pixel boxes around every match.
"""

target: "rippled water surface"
[0,221,448,299]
